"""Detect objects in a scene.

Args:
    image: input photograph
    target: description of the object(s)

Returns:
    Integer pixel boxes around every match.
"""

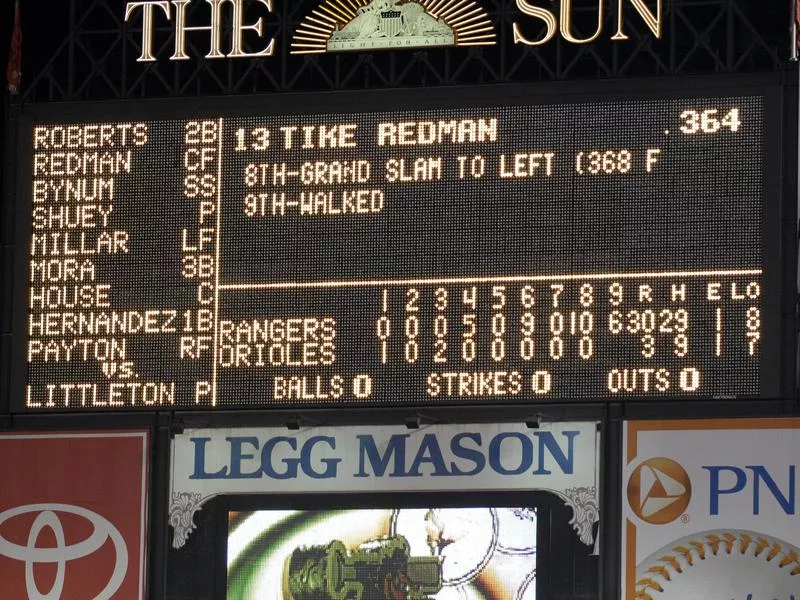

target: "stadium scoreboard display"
[12,82,783,411]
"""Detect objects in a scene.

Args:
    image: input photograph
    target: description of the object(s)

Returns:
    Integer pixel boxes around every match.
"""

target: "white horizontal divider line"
[218,269,763,291]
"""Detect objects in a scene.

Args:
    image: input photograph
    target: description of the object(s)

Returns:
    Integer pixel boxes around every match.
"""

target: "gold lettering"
[125,1,172,62]
[229,0,275,58]
[560,0,604,44]
[612,0,662,40]
[513,0,558,46]
[171,0,226,60]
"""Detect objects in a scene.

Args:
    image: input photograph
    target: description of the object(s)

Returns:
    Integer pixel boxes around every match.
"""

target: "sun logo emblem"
[291,0,497,54]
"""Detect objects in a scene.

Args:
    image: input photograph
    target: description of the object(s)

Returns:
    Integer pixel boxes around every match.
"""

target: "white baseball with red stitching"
[634,530,800,600]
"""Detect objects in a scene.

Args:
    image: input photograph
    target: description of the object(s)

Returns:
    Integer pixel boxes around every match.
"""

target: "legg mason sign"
[124,0,662,61]
[169,422,600,549]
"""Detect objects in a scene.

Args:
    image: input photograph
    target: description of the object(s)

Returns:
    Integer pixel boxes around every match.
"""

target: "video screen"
[227,506,537,599]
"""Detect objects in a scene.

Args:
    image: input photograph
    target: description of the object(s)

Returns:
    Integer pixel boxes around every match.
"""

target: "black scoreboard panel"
[12,81,783,412]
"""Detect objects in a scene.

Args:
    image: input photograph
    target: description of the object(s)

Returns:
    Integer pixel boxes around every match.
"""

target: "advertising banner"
[169,422,599,549]
[622,418,800,600]
[0,431,149,600]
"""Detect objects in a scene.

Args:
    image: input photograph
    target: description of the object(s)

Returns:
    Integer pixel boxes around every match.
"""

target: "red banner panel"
[0,431,149,599]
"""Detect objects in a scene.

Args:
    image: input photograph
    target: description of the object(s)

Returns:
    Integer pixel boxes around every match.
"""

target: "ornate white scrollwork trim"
[562,486,599,546]
[168,492,205,549]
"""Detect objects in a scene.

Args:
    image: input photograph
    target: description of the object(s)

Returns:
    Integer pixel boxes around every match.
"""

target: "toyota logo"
[0,503,128,600]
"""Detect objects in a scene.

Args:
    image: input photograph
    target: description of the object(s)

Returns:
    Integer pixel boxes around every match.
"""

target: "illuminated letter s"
[513,0,557,46]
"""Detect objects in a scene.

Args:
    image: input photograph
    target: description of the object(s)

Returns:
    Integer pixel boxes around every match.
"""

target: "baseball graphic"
[391,508,498,585]
[635,530,800,600]
[496,508,537,555]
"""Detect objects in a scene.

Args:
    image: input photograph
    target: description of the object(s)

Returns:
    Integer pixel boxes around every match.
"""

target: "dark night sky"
[0,2,10,76]
[0,1,793,104]
[2,0,69,193]
[1,0,13,197]
[1,1,793,101]
[2,0,70,113]
[1,0,13,146]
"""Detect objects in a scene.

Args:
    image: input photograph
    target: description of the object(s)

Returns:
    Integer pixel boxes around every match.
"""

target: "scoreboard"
[11,81,783,411]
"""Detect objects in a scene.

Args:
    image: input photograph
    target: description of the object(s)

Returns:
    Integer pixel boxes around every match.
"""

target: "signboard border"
[0,429,151,599]
[622,417,800,598]
[215,488,586,600]
[168,421,600,550]
[9,72,789,412]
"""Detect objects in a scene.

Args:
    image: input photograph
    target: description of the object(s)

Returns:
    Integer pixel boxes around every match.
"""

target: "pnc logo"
[627,457,692,524]
[0,503,128,600]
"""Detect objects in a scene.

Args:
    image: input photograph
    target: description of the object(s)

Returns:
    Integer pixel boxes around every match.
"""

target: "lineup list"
[22,97,764,410]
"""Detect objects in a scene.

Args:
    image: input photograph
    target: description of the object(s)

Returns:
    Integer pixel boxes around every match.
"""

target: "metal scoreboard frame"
[5,73,794,413]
